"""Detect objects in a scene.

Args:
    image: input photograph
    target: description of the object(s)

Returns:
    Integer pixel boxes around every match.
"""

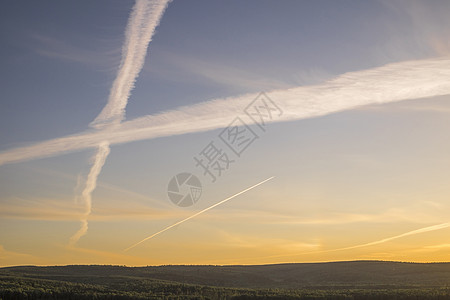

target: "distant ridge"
[2,260,450,289]
[2,261,450,299]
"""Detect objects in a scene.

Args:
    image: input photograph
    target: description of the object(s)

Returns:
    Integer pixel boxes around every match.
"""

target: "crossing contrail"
[69,0,171,245]
[1,57,450,167]
[91,0,171,129]
[124,176,275,252]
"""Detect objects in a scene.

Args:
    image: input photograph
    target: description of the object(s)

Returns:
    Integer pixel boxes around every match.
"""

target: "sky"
[1,0,450,266]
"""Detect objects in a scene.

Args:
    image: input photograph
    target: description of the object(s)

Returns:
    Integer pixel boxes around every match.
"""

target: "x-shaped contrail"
[69,0,171,244]
[2,1,450,249]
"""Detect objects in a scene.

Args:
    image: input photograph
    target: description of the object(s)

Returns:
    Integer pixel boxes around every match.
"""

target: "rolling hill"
[1,261,450,299]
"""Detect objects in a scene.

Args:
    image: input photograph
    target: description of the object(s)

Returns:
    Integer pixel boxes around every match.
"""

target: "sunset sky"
[1,0,450,266]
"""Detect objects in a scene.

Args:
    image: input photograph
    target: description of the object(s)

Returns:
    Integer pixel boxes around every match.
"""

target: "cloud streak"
[69,141,110,245]
[124,176,275,251]
[1,57,450,166]
[333,222,450,252]
[90,0,171,129]
[248,222,450,262]
[69,0,171,245]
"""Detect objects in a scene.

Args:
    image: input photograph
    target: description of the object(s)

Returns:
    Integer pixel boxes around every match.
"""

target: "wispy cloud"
[0,196,181,222]
[24,165,171,209]
[69,142,110,245]
[379,0,450,59]
[192,198,448,226]
[0,197,83,221]
[423,244,450,250]
[399,0,450,56]
[216,231,320,251]
[63,245,147,265]
[151,51,292,91]
[31,34,118,68]
[250,222,450,262]
[357,96,450,114]
[1,56,450,166]
[0,245,43,267]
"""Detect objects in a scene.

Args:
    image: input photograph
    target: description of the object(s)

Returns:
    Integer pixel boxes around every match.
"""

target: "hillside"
[1,261,450,299]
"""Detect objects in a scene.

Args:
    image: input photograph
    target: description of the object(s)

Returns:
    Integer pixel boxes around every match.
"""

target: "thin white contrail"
[70,0,170,245]
[69,141,110,245]
[124,176,275,252]
[254,222,450,261]
[1,57,450,166]
[332,222,450,252]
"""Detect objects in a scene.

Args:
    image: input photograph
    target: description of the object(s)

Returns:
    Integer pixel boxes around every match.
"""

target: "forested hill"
[1,261,450,299]
[2,261,450,288]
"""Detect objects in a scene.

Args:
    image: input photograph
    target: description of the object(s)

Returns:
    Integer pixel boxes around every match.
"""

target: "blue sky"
[1,0,441,145]
[1,0,450,265]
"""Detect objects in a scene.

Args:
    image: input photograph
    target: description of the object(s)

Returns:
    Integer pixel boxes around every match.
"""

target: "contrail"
[91,0,171,128]
[124,176,275,252]
[70,0,171,245]
[69,141,110,245]
[1,57,450,166]
[333,222,450,252]
[254,222,450,261]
